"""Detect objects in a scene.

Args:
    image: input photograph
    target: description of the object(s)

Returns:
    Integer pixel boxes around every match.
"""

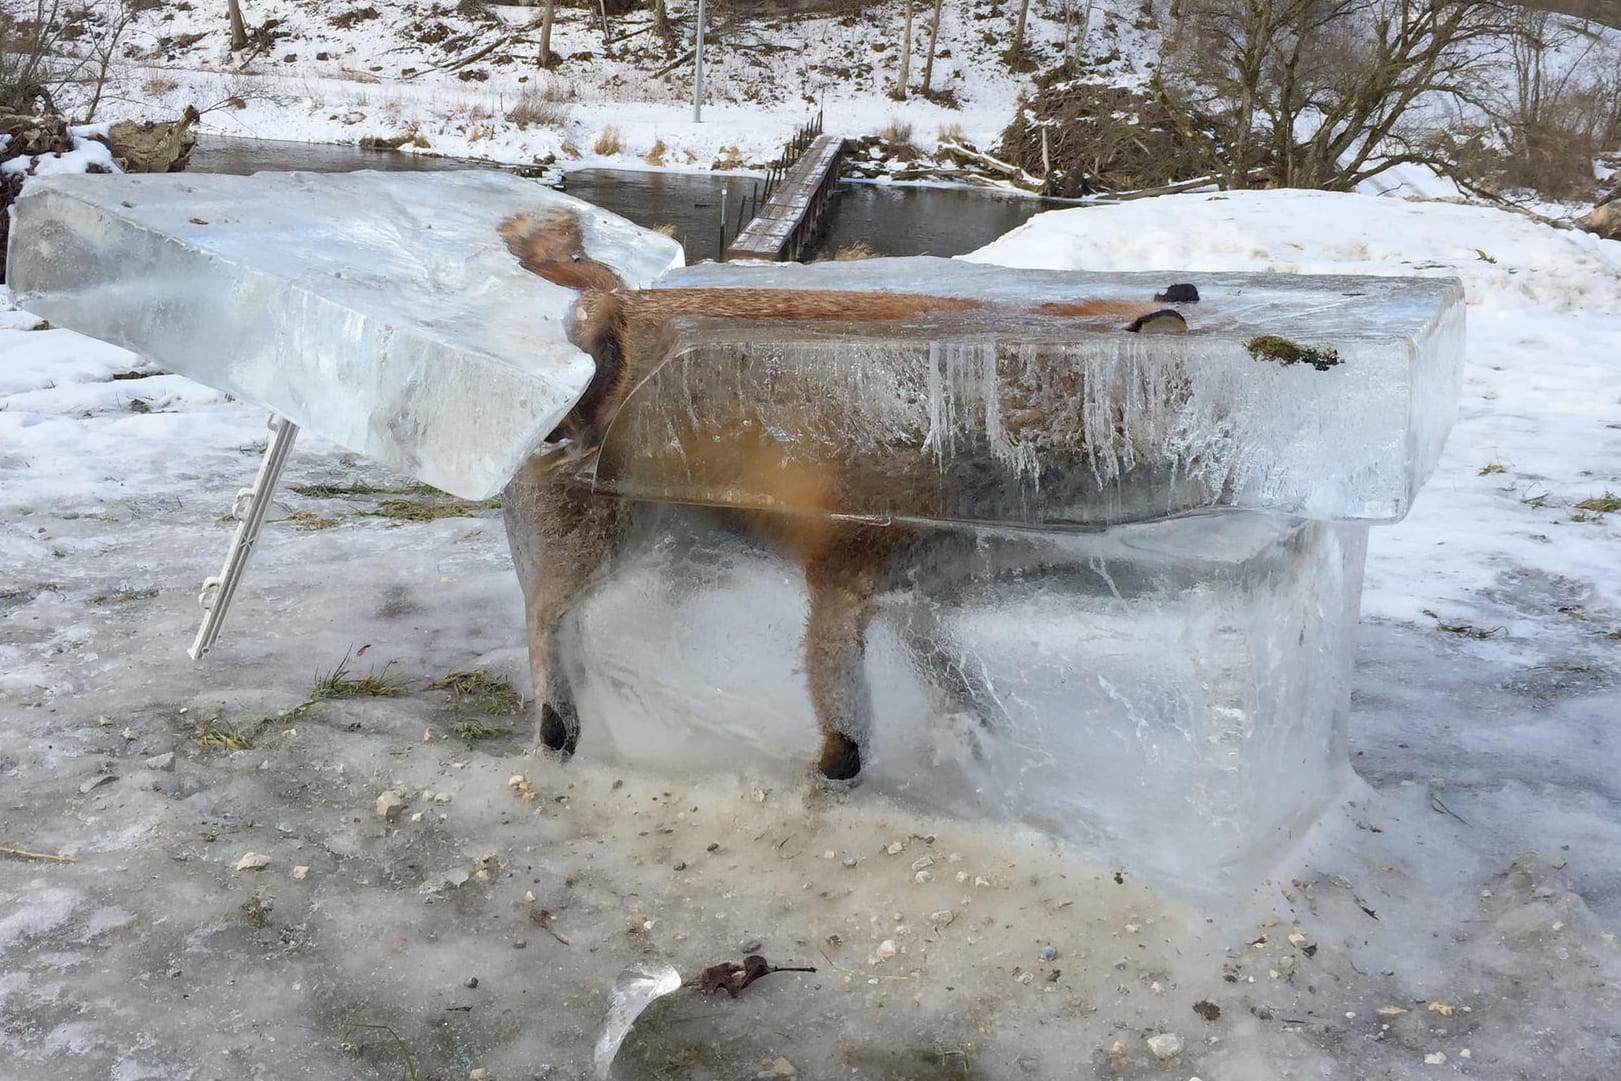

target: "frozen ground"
[3,190,1621,1080]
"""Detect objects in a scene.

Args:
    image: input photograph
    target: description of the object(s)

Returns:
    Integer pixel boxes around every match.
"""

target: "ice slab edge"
[8,171,684,500]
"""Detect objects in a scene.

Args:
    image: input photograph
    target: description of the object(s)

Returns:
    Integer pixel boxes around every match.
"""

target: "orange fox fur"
[498,208,1188,781]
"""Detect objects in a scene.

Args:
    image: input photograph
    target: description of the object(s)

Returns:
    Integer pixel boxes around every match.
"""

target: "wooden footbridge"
[723,114,844,262]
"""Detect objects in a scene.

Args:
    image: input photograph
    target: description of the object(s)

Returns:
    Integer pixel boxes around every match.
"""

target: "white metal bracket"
[189,414,299,660]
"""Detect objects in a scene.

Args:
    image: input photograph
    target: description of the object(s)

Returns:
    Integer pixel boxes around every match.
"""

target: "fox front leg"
[501,460,626,756]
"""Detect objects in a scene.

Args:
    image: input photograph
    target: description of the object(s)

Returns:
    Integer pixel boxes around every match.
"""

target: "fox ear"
[1127,309,1188,334]
[500,210,625,293]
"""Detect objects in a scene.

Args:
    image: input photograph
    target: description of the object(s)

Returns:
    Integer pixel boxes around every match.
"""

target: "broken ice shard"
[6,170,683,500]
[585,260,1464,526]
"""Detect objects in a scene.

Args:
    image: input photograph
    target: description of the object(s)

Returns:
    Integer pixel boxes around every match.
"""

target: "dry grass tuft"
[507,86,569,129]
[593,125,623,156]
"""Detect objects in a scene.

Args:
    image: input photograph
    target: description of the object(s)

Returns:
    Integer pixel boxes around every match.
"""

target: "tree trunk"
[1010,0,1029,71]
[227,0,249,51]
[651,0,670,44]
[896,0,913,100]
[922,0,944,94]
[540,0,556,67]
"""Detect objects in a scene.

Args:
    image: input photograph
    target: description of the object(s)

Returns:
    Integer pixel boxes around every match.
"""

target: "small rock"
[973,875,991,888]
[1192,999,1221,1021]
[1424,1051,1446,1066]
[875,939,898,959]
[914,870,933,884]
[523,890,536,903]
[377,790,407,821]
[235,852,270,872]
[911,855,935,871]
[1145,1033,1183,1060]
[465,977,479,989]
[1016,969,1035,984]
[886,840,906,855]
[1427,1000,1455,1017]
[822,849,837,860]
[929,909,955,926]
[673,860,687,872]
[1038,945,1059,962]
[291,865,309,880]
[842,856,858,868]
[707,842,720,853]
[79,774,117,793]
[761,1057,796,1077]
[469,1070,488,1081]
[506,774,526,788]
[1287,931,1309,948]
[1459,1048,1471,1059]
[145,752,176,771]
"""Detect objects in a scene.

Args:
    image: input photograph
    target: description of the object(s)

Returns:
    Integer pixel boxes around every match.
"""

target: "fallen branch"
[1,845,77,862]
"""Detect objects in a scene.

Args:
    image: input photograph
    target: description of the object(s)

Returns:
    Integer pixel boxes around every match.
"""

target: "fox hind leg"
[797,522,906,781]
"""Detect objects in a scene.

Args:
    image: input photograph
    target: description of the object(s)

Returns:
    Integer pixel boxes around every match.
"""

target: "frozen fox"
[499,208,1193,781]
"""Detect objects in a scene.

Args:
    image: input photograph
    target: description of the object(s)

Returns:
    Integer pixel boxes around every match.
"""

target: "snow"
[3,185,1619,1077]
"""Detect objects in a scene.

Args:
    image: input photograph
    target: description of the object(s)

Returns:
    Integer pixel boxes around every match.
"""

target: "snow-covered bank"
[3,188,1619,1078]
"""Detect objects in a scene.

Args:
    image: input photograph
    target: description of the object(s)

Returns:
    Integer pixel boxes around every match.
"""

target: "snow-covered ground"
[3,187,1619,1079]
[80,0,1130,171]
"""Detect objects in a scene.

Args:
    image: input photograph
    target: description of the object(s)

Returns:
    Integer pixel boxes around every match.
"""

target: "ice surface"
[589,259,1464,526]
[6,171,684,499]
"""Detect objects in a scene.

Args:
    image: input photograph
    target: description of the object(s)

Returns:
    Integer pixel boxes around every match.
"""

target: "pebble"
[673,860,687,871]
[822,850,837,860]
[291,865,309,880]
[929,909,955,926]
[145,752,176,771]
[376,790,407,821]
[1287,931,1309,948]
[842,856,858,868]
[1144,1033,1183,1061]
[235,852,270,871]
[914,870,933,884]
[469,1070,488,1080]
[875,939,898,959]
[761,1057,796,1077]
[79,775,116,794]
[886,841,906,855]
[1038,945,1059,962]
[465,977,479,989]
[911,855,935,871]
[707,842,720,852]
[1424,1052,1447,1066]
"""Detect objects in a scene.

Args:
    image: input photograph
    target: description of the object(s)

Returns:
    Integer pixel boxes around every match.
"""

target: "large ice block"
[7,171,684,499]
[552,505,1368,884]
[585,260,1464,527]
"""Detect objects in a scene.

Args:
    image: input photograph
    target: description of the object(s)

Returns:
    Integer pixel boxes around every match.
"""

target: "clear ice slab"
[588,260,1464,526]
[7,170,683,499]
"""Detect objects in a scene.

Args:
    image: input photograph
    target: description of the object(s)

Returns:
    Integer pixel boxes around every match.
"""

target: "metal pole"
[719,185,727,260]
[692,0,706,123]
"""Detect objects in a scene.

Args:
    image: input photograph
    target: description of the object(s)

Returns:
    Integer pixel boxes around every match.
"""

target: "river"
[186,136,1056,261]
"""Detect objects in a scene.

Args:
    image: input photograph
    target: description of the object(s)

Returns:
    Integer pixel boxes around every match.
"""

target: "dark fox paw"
[539,703,579,757]
[815,732,862,781]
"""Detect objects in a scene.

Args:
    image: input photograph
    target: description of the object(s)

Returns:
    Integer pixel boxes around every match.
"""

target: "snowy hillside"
[73,0,1154,169]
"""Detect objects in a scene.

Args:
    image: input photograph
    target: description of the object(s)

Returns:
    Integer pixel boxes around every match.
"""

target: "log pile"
[993,81,1210,198]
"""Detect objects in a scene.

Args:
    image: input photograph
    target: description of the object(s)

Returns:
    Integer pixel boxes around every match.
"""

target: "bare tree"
[921,0,944,94]
[1154,0,1520,191]
[538,0,556,67]
[227,0,248,51]
[895,0,912,100]
[1008,0,1031,71]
